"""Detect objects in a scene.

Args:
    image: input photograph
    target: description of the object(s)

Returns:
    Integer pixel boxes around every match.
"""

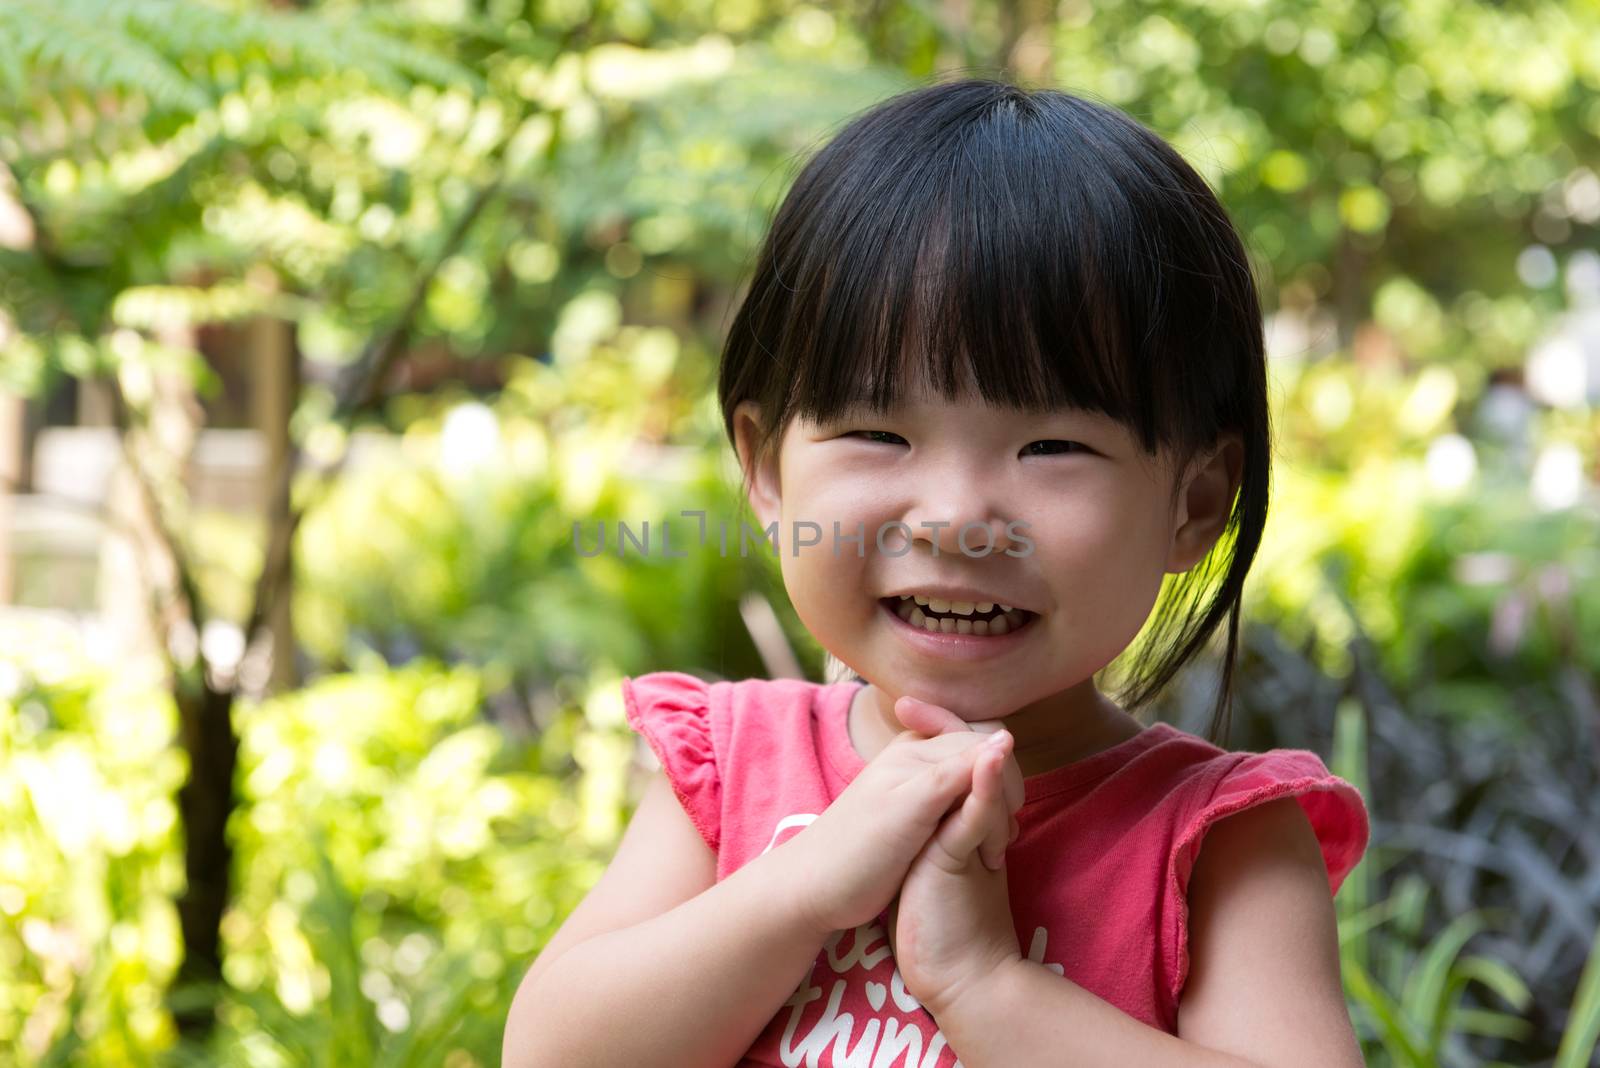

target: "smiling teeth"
[894,596,1027,635]
[899,594,1011,615]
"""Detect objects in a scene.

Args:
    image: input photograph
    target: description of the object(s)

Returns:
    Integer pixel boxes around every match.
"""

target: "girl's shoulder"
[619,672,724,853]
[1180,734,1369,1015]
[619,671,839,732]
[618,672,849,856]
[620,669,715,724]
[1073,723,1371,1027]
[1121,723,1370,895]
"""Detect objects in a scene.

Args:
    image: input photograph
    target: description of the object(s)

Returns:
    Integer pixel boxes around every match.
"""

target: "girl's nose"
[901,504,1020,558]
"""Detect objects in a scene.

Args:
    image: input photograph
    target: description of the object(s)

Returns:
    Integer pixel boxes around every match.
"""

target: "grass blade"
[1554,924,1600,1068]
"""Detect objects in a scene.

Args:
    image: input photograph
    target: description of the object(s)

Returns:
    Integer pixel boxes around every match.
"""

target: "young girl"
[504,78,1370,1068]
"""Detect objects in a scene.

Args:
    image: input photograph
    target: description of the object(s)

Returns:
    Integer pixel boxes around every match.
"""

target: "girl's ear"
[732,400,782,527]
[1165,432,1244,574]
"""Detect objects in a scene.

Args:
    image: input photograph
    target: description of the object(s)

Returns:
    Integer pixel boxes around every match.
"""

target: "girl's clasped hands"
[788,695,1027,1020]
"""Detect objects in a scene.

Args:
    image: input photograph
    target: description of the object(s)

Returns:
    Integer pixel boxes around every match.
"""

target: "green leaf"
[1555,925,1600,1068]
[1344,955,1429,1068]
[1401,911,1484,1041]
[1452,954,1533,1013]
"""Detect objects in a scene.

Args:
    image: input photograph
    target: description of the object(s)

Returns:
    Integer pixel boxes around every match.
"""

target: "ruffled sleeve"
[1163,749,1370,1009]
[621,671,720,854]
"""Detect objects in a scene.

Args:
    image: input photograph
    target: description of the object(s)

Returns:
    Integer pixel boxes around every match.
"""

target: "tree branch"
[104,376,209,687]
[236,174,505,664]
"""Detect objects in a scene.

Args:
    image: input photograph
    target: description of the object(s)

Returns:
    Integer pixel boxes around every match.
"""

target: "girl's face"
[733,376,1240,728]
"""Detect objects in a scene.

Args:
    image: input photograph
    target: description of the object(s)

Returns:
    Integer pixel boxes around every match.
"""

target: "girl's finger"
[969,718,1025,818]
[975,744,1014,871]
[998,749,1024,819]
[895,695,974,737]
[932,732,1010,867]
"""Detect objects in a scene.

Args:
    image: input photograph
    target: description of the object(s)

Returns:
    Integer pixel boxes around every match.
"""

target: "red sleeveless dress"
[622,671,1370,1067]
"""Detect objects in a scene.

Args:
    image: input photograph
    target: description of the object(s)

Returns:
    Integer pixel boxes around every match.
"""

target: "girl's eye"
[848,430,908,445]
[1022,439,1089,457]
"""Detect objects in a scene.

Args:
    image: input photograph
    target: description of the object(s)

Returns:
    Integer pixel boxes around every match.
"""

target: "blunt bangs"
[721,79,1264,472]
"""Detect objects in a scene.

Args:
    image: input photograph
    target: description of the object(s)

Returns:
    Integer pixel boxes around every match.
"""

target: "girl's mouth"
[878,595,1039,637]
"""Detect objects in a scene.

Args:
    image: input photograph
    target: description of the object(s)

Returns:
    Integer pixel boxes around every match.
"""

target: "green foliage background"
[2,0,1600,1064]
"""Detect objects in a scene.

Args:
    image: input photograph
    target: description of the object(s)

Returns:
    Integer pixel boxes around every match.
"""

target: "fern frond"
[0,0,210,113]
[0,0,481,124]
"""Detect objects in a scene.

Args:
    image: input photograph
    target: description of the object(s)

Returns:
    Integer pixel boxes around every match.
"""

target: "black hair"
[717,77,1269,745]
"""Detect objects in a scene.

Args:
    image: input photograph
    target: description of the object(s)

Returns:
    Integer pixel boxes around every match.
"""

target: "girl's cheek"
[1051,496,1139,548]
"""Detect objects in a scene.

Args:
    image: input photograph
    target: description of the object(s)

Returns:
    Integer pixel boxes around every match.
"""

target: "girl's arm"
[1174,796,1364,1064]
[501,771,832,1068]
[925,797,1364,1067]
